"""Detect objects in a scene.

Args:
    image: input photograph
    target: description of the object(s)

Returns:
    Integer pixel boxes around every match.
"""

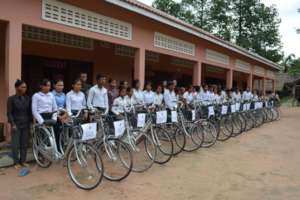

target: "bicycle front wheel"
[67,143,104,190]
[97,138,133,181]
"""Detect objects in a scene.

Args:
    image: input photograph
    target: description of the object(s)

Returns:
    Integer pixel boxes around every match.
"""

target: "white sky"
[140,0,300,58]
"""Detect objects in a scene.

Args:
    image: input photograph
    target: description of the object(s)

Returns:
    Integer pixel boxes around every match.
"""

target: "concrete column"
[262,77,266,96]
[247,73,253,91]
[3,21,22,143]
[272,79,275,93]
[193,62,202,86]
[134,48,145,89]
[226,69,233,89]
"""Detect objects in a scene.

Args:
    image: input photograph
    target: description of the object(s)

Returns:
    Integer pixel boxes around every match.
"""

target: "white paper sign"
[208,106,215,117]
[137,113,146,128]
[156,111,167,124]
[235,103,240,111]
[221,105,228,115]
[243,104,247,111]
[114,120,125,138]
[81,123,97,141]
[246,103,251,111]
[192,110,196,121]
[231,104,236,113]
[171,111,178,122]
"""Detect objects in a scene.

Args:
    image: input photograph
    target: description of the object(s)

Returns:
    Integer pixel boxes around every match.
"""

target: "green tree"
[288,57,300,76]
[281,54,296,73]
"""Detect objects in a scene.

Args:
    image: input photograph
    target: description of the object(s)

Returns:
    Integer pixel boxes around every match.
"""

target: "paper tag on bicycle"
[114,120,125,138]
[243,104,247,111]
[231,105,236,113]
[81,123,97,141]
[246,103,251,110]
[192,110,196,121]
[137,113,146,128]
[221,105,228,115]
[156,111,167,124]
[208,106,215,117]
[171,111,178,122]
[235,103,240,111]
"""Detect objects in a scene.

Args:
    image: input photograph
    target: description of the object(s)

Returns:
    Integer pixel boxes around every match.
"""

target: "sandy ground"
[0,107,300,200]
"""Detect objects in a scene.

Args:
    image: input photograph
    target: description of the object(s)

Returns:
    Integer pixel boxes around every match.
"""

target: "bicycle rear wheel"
[152,126,173,164]
[32,127,52,168]
[217,116,233,141]
[231,114,243,137]
[200,121,218,148]
[97,138,133,181]
[182,122,202,152]
[130,133,157,173]
[67,143,104,190]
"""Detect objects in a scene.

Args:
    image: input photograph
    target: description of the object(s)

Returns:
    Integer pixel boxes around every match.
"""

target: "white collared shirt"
[183,92,194,104]
[153,93,163,106]
[164,89,177,109]
[32,92,57,124]
[133,89,144,105]
[111,96,128,115]
[199,91,211,103]
[143,90,155,105]
[242,91,253,101]
[87,85,109,113]
[66,90,86,115]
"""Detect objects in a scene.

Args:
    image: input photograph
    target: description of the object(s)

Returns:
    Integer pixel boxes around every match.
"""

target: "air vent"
[42,0,132,40]
[154,32,195,56]
[254,66,265,76]
[115,45,135,57]
[23,25,93,50]
[205,49,229,65]
[235,59,251,73]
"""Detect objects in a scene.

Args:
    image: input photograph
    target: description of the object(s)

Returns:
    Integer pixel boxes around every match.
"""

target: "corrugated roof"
[106,0,281,70]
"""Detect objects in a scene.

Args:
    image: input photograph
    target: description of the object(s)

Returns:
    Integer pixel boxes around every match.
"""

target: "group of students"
[7,72,278,169]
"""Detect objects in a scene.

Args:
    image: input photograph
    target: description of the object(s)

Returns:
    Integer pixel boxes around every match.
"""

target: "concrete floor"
[0,107,299,200]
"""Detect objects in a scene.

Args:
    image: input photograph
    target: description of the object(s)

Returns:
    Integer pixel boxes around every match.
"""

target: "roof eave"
[105,0,281,71]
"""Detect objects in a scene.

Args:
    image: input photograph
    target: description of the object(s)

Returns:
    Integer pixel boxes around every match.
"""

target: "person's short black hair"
[14,79,25,88]
[167,81,174,87]
[40,79,51,87]
[53,79,64,85]
[72,79,82,85]
[126,87,132,93]
[96,74,106,81]
[132,79,140,87]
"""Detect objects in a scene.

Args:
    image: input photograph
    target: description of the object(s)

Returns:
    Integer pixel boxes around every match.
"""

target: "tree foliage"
[152,0,283,63]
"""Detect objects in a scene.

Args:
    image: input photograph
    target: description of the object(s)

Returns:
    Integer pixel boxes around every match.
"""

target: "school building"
[0,0,280,140]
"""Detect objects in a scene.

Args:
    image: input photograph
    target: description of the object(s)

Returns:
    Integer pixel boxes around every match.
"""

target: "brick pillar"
[193,62,202,86]
[247,73,253,91]
[226,69,233,89]
[134,48,145,89]
[3,21,22,143]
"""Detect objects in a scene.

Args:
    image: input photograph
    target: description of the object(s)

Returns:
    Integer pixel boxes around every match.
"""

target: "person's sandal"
[14,164,22,170]
[22,163,30,168]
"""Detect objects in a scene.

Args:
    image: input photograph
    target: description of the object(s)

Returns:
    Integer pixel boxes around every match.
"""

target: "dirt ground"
[1,107,300,200]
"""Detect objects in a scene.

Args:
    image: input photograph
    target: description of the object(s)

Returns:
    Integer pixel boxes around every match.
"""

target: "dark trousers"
[11,126,29,165]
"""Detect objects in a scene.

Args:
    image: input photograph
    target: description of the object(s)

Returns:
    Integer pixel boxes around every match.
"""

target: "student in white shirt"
[183,85,194,104]
[87,74,109,114]
[126,87,137,108]
[66,79,86,116]
[252,90,259,101]
[242,87,253,101]
[164,81,177,110]
[132,79,144,105]
[111,86,128,116]
[212,87,221,104]
[32,79,57,124]
[153,85,164,107]
[143,82,155,106]
[199,84,211,104]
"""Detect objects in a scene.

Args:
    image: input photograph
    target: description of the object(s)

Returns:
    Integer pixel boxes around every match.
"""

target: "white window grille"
[42,0,132,40]
[254,66,265,76]
[115,45,135,57]
[146,51,160,63]
[266,70,275,79]
[154,32,195,56]
[22,25,93,50]
[205,49,229,65]
[171,57,194,68]
[235,59,251,73]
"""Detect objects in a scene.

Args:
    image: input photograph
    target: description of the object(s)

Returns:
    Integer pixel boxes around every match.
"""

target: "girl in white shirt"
[66,79,86,116]
[143,82,155,106]
[153,85,164,107]
[132,80,144,105]
[111,86,128,116]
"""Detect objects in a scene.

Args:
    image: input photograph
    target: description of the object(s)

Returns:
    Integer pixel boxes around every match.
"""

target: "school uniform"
[66,90,86,115]
[87,85,109,113]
